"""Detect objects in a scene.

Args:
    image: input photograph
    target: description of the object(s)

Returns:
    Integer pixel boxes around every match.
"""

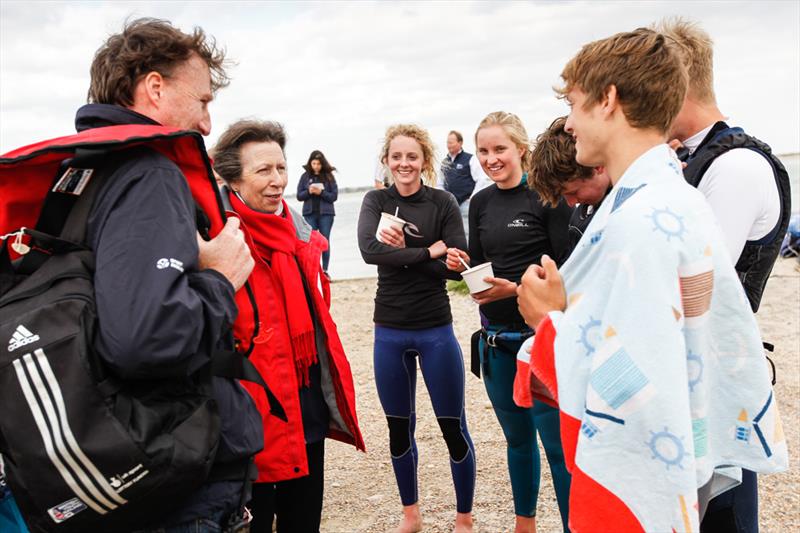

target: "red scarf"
[230,194,317,384]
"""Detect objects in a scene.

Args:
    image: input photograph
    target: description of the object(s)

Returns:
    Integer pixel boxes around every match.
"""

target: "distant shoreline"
[338,185,373,194]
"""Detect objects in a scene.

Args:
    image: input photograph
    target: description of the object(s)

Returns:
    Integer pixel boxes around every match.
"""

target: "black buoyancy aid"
[681,121,792,312]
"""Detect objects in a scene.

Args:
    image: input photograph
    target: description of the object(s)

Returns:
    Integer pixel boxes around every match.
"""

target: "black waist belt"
[470,326,534,379]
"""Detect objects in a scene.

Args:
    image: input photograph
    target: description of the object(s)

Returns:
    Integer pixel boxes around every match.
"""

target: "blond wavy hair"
[475,111,533,174]
[654,17,716,104]
[380,124,438,187]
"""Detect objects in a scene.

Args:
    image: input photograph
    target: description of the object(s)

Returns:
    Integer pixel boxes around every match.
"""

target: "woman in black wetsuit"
[446,111,572,533]
[357,124,476,533]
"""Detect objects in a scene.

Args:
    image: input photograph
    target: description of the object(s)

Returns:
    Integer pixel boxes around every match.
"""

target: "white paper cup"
[462,262,494,294]
[375,213,405,243]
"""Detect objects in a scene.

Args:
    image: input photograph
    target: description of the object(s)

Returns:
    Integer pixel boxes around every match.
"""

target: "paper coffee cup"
[462,262,494,294]
[375,212,405,243]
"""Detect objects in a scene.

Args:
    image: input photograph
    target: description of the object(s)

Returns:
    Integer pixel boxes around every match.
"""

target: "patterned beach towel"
[516,144,787,532]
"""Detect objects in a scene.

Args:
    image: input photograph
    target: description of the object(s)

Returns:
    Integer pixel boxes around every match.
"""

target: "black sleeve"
[357,190,429,266]
[93,164,237,379]
[408,258,463,281]
[297,172,311,201]
[468,192,486,266]
[407,192,466,281]
[545,198,573,266]
[321,178,338,203]
[440,192,467,251]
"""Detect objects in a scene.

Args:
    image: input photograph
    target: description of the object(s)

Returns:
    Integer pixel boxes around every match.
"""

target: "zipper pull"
[253,323,273,344]
[5,227,31,255]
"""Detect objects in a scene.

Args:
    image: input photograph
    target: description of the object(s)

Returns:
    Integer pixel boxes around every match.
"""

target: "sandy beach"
[319,258,800,532]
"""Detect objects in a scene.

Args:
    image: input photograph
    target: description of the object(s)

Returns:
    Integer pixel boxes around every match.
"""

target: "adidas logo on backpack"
[7,324,40,352]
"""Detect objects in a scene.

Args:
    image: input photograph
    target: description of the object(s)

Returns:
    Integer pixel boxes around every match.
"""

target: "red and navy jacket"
[230,199,365,483]
[1,104,263,524]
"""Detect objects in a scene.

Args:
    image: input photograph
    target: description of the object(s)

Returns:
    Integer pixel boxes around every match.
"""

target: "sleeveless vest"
[682,122,792,312]
[441,150,475,204]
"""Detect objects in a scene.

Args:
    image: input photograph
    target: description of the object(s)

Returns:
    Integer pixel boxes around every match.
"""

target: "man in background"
[441,130,490,237]
[658,18,792,532]
[660,18,791,312]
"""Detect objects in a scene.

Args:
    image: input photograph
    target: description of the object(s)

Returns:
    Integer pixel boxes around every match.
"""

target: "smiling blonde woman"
[357,124,475,533]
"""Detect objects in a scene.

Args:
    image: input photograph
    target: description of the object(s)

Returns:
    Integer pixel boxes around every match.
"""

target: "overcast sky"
[1,0,798,190]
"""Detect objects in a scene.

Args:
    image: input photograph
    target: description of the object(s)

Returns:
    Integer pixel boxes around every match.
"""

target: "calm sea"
[301,153,800,281]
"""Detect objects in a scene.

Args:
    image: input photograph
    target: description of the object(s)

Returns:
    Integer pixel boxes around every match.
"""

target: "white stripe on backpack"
[12,349,129,518]
[32,349,128,506]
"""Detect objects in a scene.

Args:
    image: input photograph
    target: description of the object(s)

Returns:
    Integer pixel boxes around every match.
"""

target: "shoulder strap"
[211,349,287,422]
[683,124,745,188]
[60,148,120,243]
[16,148,120,275]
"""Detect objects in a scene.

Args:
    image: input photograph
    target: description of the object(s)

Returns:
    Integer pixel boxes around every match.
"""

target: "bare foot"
[514,514,536,533]
[454,511,473,533]
[395,503,422,533]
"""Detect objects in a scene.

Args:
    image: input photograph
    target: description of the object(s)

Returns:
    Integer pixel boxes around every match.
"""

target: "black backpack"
[0,140,284,532]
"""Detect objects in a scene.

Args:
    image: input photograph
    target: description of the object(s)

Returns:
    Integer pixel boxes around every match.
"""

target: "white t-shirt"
[683,123,780,262]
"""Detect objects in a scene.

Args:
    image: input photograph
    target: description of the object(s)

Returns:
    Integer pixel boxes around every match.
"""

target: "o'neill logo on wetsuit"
[507,218,530,228]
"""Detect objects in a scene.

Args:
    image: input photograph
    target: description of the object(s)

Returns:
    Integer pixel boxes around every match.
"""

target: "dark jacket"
[75,104,263,525]
[297,171,338,216]
[441,150,476,205]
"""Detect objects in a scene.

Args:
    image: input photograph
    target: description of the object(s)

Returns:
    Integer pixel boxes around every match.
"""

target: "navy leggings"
[480,329,570,528]
[373,323,476,513]
[303,213,334,271]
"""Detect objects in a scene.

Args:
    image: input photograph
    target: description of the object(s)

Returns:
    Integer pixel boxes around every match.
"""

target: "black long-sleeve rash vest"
[358,184,466,329]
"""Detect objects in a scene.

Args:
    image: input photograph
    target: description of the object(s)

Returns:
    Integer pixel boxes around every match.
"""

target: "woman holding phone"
[297,150,338,277]
[446,111,572,533]
[358,124,475,533]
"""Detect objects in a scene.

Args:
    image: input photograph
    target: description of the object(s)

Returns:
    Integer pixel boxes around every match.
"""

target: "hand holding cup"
[471,277,518,305]
[379,225,406,248]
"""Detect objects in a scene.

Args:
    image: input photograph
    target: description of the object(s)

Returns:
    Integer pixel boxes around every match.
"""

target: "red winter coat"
[230,200,364,483]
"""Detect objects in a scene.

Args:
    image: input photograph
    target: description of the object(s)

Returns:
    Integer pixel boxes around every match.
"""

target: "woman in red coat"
[212,119,364,533]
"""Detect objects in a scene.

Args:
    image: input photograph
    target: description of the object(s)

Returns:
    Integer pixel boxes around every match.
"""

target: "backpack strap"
[211,349,287,422]
[0,238,17,296]
[16,148,118,275]
[58,149,117,243]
